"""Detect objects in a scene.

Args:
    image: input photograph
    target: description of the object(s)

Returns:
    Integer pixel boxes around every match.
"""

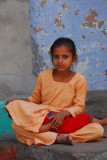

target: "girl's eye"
[63,55,68,59]
[53,55,58,59]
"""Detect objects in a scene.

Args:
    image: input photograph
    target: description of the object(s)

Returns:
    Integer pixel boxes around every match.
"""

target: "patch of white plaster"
[91,41,99,48]
[74,57,92,74]
[80,24,84,30]
[41,45,51,54]
[44,59,52,67]
[83,45,87,50]
[77,49,82,55]
[91,30,95,33]
[67,34,72,37]
[104,20,107,25]
[51,0,60,2]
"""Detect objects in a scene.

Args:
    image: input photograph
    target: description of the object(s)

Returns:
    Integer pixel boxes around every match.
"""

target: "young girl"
[5,37,107,146]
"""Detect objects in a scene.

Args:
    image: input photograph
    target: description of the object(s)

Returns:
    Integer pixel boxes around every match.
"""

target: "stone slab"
[0,126,107,160]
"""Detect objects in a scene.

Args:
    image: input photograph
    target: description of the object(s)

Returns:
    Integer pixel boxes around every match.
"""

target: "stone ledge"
[85,90,107,118]
[0,126,107,160]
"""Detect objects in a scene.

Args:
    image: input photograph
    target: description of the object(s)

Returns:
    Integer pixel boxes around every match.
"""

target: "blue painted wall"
[29,0,107,91]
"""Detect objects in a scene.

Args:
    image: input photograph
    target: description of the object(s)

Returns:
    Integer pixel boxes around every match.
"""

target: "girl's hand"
[50,110,72,129]
[49,111,65,129]
[6,98,18,105]
[50,112,64,129]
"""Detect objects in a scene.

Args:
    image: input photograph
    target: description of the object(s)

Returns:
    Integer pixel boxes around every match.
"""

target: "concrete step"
[0,126,107,160]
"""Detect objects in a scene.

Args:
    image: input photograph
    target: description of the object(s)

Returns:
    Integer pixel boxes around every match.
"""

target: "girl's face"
[52,45,77,72]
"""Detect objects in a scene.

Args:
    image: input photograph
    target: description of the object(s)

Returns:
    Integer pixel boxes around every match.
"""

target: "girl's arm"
[39,123,52,133]
[67,78,87,117]
[27,74,42,104]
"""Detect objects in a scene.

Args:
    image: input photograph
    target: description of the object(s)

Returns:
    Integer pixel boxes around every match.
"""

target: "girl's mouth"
[57,65,64,67]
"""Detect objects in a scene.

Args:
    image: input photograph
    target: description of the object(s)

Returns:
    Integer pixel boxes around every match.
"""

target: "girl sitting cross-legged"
[5,37,107,146]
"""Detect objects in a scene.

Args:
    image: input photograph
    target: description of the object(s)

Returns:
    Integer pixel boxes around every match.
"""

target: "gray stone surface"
[0,0,32,75]
[0,0,35,100]
[0,74,36,100]
[85,90,107,119]
[0,126,107,160]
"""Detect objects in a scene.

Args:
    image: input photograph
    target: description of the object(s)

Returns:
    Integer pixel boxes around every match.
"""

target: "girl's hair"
[50,37,77,60]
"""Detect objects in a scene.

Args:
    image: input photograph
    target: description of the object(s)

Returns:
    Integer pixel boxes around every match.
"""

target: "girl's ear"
[73,54,77,63]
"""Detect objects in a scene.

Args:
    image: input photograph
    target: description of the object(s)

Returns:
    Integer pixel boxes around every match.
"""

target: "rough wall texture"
[29,0,107,91]
[0,0,32,75]
[0,0,35,100]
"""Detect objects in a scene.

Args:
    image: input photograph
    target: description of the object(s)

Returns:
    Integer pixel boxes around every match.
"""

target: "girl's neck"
[53,69,75,82]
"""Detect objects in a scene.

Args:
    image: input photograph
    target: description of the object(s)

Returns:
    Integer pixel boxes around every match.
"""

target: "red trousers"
[43,112,93,134]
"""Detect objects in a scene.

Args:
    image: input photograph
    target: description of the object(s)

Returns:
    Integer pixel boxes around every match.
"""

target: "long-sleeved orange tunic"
[6,69,104,146]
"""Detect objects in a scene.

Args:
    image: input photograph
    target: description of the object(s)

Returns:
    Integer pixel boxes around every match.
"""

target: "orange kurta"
[6,69,104,146]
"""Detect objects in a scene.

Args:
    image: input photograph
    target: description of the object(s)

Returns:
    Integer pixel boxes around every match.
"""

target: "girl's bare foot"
[56,134,74,145]
[92,117,107,126]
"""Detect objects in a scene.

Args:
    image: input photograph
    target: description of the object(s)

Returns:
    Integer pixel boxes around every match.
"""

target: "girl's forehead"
[53,45,71,52]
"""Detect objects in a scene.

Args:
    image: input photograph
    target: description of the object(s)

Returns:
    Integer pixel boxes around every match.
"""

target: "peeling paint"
[41,45,51,56]
[54,10,65,29]
[29,0,107,90]
[98,20,104,28]
[62,2,70,10]
[67,34,72,37]
[101,28,107,38]
[77,50,82,55]
[91,42,105,52]
[91,30,95,33]
[31,38,48,76]
[83,46,86,51]
[33,27,42,33]
[101,47,105,52]
[75,57,90,74]
[41,0,47,7]
[82,9,104,28]
[75,8,79,15]
[99,43,105,52]
[105,70,107,76]
[82,35,85,39]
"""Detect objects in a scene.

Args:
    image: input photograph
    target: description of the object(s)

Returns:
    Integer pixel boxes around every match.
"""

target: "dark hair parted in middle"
[50,37,77,60]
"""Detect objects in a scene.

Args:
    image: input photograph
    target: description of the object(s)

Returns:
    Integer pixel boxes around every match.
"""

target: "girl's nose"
[58,57,62,62]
